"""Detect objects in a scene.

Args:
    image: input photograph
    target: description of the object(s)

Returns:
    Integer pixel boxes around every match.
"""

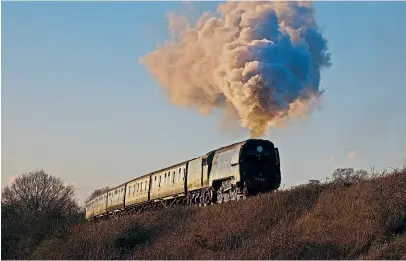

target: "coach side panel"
[106,185,126,212]
[94,193,107,216]
[187,157,203,191]
[85,200,95,220]
[150,163,187,200]
[125,176,150,206]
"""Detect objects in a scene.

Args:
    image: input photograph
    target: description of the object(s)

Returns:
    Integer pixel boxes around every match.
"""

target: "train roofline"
[85,138,276,206]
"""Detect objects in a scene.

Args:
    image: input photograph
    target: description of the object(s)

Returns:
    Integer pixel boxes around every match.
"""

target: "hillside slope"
[32,168,406,260]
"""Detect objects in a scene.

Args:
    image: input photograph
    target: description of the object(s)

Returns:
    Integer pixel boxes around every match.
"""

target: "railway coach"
[85,139,281,220]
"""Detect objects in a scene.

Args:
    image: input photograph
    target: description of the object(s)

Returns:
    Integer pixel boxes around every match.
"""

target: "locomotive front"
[239,139,281,194]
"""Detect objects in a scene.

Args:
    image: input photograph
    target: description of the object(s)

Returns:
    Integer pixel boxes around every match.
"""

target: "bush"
[1,170,80,259]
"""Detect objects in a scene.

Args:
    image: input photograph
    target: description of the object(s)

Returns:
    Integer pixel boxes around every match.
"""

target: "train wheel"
[224,191,231,203]
[230,187,237,201]
[242,186,248,200]
[217,192,223,204]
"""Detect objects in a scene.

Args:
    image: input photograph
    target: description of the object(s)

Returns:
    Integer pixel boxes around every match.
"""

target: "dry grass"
[31,168,406,260]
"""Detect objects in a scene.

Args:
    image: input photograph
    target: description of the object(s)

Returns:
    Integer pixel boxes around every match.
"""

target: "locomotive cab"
[239,139,281,194]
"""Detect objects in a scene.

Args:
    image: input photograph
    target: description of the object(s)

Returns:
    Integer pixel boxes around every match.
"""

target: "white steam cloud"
[141,1,332,137]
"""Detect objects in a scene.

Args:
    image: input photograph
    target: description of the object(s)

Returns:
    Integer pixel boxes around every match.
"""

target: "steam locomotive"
[85,139,281,220]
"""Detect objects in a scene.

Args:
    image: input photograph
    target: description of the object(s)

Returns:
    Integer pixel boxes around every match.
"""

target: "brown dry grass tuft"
[31,168,406,260]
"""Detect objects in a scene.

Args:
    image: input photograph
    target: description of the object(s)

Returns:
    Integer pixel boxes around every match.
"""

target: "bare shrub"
[1,170,80,259]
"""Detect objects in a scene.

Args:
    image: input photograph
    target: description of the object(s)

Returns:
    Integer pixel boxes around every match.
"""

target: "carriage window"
[159,176,162,187]
[172,172,175,183]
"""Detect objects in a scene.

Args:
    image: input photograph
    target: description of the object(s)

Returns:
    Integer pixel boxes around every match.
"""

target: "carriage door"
[202,158,207,187]
[202,157,211,187]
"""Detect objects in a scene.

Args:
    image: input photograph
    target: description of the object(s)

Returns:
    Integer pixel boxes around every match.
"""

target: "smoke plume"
[140,1,331,137]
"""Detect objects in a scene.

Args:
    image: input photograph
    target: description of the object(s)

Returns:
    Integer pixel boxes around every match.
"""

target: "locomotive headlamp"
[257,146,263,153]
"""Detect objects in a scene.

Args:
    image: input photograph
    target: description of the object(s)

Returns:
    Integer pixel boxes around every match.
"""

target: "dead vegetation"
[30,167,406,260]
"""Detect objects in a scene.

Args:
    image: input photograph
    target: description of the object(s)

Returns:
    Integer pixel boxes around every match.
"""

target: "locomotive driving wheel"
[242,186,248,200]
[236,186,248,201]
[230,187,237,201]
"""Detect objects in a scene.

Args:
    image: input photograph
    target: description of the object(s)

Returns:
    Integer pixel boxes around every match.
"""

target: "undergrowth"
[31,168,406,260]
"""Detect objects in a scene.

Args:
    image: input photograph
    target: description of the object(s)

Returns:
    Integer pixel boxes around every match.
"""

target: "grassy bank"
[31,168,406,259]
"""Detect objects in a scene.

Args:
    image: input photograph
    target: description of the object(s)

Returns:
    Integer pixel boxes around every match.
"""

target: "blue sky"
[2,1,406,205]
